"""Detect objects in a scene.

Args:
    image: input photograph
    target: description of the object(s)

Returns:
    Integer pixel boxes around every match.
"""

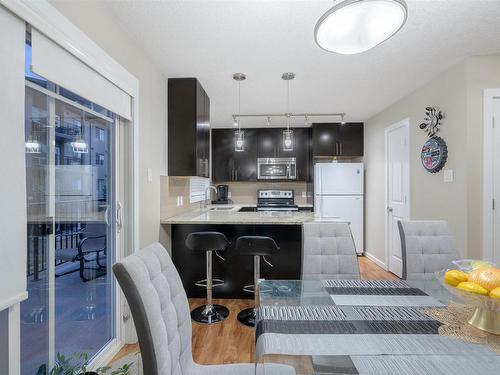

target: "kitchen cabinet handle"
[335,143,339,155]
[340,143,343,155]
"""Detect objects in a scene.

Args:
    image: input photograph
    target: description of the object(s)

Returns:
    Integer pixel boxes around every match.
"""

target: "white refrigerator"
[314,162,364,254]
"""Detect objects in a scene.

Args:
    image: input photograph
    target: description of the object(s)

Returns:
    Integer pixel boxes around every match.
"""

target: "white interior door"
[493,98,500,264]
[385,119,410,277]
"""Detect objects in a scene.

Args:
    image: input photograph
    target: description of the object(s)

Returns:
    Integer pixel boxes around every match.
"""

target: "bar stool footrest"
[195,278,225,288]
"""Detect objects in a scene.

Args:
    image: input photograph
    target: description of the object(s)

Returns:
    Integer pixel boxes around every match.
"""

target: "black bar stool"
[235,236,280,327]
[185,232,230,324]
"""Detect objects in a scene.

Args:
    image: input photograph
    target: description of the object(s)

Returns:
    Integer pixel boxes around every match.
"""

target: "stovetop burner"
[257,189,298,211]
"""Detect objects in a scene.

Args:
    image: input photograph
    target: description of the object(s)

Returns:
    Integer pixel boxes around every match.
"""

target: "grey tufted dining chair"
[397,220,460,280]
[112,242,295,375]
[302,222,360,280]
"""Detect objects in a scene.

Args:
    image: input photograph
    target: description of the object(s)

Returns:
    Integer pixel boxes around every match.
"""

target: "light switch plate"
[147,168,153,183]
[443,169,454,183]
[228,192,232,198]
[301,192,307,198]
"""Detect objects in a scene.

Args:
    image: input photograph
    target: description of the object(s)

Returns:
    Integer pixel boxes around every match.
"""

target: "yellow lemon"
[468,267,500,292]
[489,287,500,299]
[444,270,468,287]
[456,281,488,296]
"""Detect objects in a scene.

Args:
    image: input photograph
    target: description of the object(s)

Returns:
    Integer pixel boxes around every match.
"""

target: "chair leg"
[191,250,229,324]
[237,255,260,328]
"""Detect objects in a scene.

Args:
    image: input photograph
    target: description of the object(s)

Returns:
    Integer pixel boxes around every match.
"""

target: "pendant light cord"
[286,77,291,133]
[238,80,241,134]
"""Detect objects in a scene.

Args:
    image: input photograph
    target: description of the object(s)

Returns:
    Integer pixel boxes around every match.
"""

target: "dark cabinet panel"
[168,78,210,177]
[293,128,312,182]
[258,128,279,158]
[339,122,363,156]
[312,123,363,157]
[235,129,257,181]
[172,224,302,298]
[312,123,340,156]
[212,129,257,182]
[212,129,236,182]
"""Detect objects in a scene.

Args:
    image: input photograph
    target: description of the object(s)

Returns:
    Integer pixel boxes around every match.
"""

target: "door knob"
[387,207,393,212]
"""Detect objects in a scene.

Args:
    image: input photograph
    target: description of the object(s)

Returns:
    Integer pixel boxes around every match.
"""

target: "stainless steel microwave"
[257,157,297,180]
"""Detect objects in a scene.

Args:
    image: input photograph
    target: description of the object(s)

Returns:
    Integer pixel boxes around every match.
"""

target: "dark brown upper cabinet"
[212,129,257,182]
[212,127,311,182]
[168,78,210,177]
[312,123,363,157]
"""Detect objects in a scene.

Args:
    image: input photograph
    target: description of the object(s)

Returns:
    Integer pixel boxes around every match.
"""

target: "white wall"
[364,56,500,265]
[50,0,167,248]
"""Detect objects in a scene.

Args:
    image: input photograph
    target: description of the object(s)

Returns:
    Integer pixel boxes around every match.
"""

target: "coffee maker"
[213,184,229,204]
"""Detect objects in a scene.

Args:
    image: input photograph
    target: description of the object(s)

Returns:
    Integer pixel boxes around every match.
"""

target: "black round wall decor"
[421,136,448,173]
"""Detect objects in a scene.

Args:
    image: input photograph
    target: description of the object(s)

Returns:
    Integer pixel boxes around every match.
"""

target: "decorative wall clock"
[421,136,448,173]
[419,106,448,173]
[420,106,444,137]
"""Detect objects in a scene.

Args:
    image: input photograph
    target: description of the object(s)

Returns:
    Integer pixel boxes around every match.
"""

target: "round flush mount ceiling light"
[314,0,408,55]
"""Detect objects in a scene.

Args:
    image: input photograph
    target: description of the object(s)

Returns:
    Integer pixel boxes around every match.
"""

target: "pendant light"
[71,117,88,154]
[282,72,295,152]
[233,73,246,152]
[314,0,408,55]
[25,135,41,154]
[71,134,88,154]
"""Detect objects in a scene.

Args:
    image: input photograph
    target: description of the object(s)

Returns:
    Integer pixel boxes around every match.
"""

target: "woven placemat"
[423,302,500,354]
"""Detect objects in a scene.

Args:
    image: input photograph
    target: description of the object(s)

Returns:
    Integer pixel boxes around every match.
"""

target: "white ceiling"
[105,0,500,128]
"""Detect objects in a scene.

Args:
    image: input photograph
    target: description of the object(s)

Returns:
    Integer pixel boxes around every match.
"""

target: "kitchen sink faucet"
[203,185,218,208]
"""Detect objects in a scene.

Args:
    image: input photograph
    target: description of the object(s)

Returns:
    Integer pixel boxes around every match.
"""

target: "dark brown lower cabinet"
[171,224,302,298]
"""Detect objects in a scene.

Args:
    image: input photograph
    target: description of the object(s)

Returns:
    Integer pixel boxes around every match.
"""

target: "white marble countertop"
[161,204,345,225]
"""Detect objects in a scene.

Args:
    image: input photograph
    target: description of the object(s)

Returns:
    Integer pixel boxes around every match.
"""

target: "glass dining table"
[255,279,499,374]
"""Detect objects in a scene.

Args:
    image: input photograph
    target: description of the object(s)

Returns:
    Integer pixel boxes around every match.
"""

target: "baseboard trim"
[364,251,387,270]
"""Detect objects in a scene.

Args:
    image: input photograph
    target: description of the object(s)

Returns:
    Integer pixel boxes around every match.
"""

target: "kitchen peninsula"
[161,205,319,298]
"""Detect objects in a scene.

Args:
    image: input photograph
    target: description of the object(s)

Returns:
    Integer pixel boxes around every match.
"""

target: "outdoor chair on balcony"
[55,224,107,282]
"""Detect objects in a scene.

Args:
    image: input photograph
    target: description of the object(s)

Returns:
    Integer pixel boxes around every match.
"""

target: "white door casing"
[493,99,500,264]
[385,119,410,277]
[484,90,500,264]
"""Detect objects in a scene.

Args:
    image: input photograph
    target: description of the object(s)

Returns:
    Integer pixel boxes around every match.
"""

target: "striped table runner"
[256,279,499,374]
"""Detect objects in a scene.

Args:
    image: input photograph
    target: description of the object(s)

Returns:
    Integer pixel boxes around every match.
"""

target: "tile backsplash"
[160,176,201,219]
[215,181,311,205]
[161,177,312,219]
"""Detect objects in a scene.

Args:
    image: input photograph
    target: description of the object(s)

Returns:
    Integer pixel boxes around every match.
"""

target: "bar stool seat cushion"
[235,236,280,256]
[185,232,230,252]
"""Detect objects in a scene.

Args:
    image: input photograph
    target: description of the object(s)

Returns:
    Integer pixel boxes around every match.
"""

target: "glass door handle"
[30,218,54,236]
[116,200,123,233]
[104,205,110,226]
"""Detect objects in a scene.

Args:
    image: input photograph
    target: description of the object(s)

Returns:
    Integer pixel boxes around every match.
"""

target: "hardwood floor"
[110,256,397,365]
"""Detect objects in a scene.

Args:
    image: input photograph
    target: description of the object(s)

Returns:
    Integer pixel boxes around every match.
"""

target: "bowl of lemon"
[438,260,500,334]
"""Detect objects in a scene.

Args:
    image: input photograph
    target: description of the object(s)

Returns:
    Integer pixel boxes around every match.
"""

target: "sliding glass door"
[22,56,118,374]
